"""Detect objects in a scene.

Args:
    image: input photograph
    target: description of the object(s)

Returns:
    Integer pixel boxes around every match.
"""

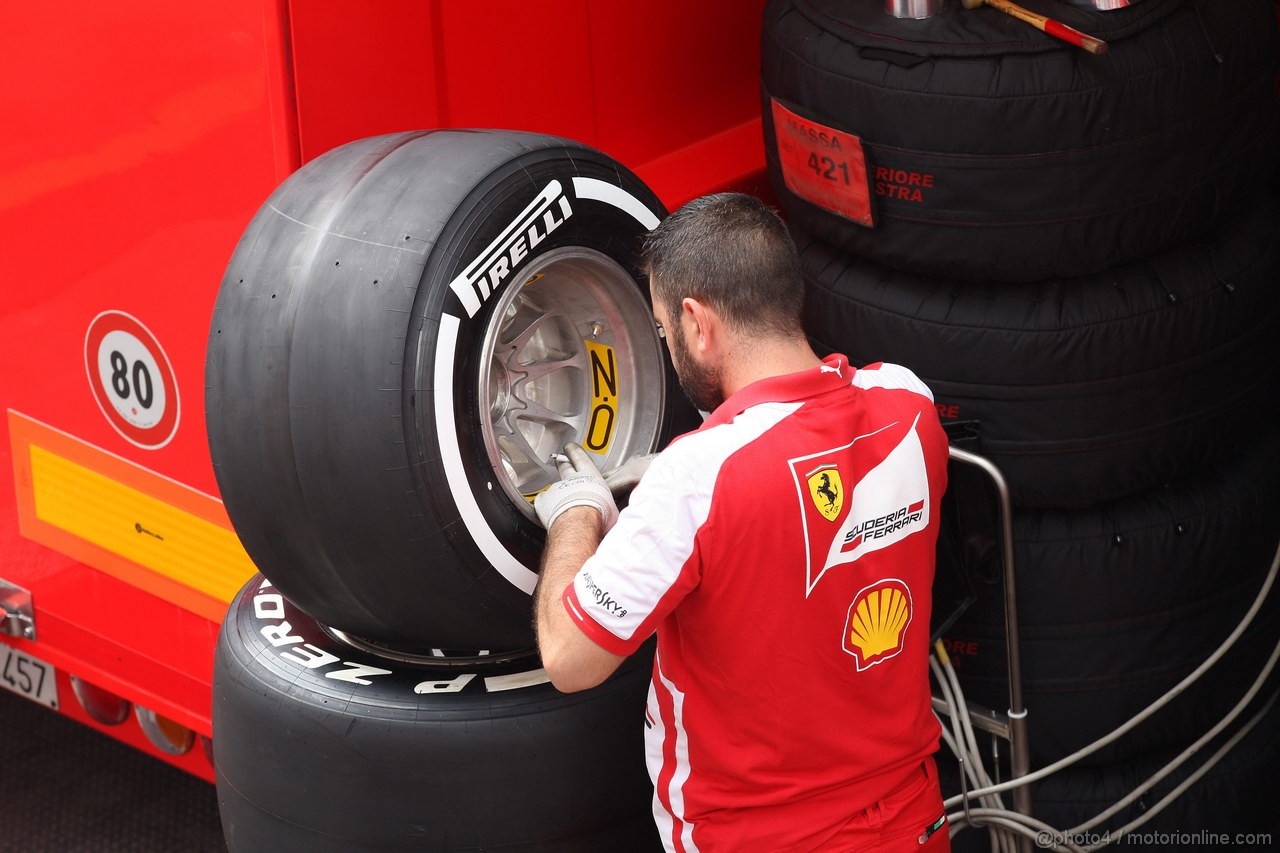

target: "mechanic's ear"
[682,297,716,355]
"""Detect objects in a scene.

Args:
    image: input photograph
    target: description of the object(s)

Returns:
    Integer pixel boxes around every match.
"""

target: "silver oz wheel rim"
[478,247,666,520]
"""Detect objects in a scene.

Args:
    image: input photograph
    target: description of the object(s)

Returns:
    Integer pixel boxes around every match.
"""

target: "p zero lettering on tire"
[762,0,1280,282]
[798,195,1280,509]
[213,575,660,852]
[206,130,692,647]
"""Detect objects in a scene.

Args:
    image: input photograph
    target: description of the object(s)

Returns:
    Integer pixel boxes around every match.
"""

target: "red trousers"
[824,757,951,852]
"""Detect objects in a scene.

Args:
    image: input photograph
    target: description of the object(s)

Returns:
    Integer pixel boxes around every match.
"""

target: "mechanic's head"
[640,192,804,341]
[640,193,804,411]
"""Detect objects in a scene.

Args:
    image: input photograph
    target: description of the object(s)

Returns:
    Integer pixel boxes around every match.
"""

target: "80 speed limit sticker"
[84,311,180,449]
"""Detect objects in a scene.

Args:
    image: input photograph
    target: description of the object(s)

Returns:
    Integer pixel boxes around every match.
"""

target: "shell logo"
[841,579,913,671]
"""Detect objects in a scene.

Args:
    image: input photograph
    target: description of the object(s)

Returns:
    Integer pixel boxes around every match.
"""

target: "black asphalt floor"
[0,690,225,852]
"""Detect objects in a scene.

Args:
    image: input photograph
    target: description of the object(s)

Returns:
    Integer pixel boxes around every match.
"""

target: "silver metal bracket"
[932,695,1011,741]
[0,578,36,641]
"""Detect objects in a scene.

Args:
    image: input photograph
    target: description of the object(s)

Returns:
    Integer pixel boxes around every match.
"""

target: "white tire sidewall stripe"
[434,312,539,594]
[572,177,661,230]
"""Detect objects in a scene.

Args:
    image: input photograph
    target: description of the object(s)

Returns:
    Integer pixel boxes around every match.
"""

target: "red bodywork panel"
[0,0,767,781]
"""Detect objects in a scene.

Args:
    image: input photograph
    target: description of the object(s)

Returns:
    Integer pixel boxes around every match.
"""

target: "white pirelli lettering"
[448,180,573,318]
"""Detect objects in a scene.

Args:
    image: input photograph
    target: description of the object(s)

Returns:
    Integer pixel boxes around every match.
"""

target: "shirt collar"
[701,354,852,429]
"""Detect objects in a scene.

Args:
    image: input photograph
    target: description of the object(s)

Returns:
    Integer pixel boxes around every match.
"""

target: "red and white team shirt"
[564,355,950,852]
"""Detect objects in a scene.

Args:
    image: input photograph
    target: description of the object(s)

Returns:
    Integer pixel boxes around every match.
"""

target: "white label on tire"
[251,579,546,694]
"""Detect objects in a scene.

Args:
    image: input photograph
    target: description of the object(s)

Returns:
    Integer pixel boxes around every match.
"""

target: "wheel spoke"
[492,394,584,491]
[477,249,666,520]
[499,300,552,353]
[501,296,577,364]
[499,441,553,490]
[492,418,541,466]
[515,353,586,385]
[517,398,584,430]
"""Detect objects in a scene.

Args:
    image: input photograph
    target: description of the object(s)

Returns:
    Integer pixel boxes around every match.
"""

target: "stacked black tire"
[762,0,1280,846]
[206,131,689,851]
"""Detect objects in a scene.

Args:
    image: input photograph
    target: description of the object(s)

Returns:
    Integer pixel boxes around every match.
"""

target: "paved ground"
[0,690,225,852]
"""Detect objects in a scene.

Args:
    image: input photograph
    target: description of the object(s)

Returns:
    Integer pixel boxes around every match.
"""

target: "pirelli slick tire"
[942,693,1280,853]
[214,575,661,852]
[798,195,1280,509]
[762,0,1280,282]
[207,130,688,648]
[940,429,1280,768]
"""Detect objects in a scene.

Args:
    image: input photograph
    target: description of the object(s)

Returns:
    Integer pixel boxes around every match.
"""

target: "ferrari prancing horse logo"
[806,465,844,522]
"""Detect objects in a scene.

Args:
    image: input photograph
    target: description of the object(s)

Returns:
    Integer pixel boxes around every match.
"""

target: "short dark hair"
[640,193,804,338]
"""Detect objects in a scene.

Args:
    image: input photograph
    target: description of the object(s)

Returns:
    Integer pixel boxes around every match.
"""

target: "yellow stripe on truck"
[29,446,253,604]
[9,410,255,621]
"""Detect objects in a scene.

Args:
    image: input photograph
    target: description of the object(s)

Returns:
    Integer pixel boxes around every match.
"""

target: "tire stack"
[205,131,693,851]
[761,0,1280,844]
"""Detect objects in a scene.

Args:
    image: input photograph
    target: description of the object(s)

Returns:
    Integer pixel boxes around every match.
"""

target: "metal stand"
[935,444,1033,847]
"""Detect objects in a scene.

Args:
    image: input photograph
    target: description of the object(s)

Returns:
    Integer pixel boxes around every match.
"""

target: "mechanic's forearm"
[535,506,602,643]
[535,506,609,690]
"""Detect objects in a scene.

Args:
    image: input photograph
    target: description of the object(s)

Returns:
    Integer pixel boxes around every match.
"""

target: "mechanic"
[534,193,951,852]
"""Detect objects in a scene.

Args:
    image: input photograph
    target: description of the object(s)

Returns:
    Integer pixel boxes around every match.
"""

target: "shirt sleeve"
[563,439,710,656]
[853,362,934,402]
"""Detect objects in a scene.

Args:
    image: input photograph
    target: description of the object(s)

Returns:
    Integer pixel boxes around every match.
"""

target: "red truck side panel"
[0,0,767,779]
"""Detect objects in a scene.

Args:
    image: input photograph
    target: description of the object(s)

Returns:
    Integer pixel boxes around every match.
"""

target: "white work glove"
[534,442,619,532]
[604,453,659,497]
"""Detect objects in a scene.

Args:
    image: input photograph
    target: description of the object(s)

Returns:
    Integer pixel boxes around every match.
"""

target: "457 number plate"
[0,644,59,709]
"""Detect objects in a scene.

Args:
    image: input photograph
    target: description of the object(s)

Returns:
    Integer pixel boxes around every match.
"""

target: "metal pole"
[946,446,1033,841]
